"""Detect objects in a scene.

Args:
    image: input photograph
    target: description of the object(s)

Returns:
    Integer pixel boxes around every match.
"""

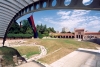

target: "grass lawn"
[0,47,21,66]
[23,39,100,64]
[14,46,40,58]
[0,46,40,66]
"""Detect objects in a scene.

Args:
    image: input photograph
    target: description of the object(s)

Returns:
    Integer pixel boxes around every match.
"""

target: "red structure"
[50,33,74,38]
[50,28,100,40]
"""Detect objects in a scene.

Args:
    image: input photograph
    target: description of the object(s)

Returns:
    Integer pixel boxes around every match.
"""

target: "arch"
[43,2,47,8]
[83,0,93,6]
[52,0,57,7]
[64,0,72,6]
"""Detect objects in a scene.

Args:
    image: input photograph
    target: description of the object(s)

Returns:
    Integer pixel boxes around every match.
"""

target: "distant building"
[62,27,70,32]
[50,28,100,40]
[56,31,59,33]
[74,28,84,40]
[74,28,100,40]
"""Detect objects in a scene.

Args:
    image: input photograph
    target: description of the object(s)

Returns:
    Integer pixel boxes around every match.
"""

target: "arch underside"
[0,0,100,45]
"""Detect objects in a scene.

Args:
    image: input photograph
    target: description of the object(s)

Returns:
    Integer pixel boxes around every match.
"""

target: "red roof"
[75,29,84,32]
[85,32,100,35]
[51,33,74,36]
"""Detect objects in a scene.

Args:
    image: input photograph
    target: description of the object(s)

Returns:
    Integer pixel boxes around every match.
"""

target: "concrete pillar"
[70,36,72,38]
[60,36,61,38]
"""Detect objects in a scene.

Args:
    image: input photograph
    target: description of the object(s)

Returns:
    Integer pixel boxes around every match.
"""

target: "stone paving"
[50,48,100,67]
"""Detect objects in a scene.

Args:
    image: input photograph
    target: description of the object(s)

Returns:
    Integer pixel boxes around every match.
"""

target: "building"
[74,28,100,40]
[50,33,74,38]
[74,28,84,40]
[62,27,70,32]
[50,28,100,40]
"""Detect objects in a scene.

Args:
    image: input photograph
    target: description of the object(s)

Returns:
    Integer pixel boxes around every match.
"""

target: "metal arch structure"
[0,0,100,46]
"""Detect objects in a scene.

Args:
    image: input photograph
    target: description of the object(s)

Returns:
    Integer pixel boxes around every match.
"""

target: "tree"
[7,20,33,38]
[67,31,71,33]
[36,24,56,38]
[48,27,56,33]
[61,31,66,33]
[8,22,20,34]
[21,20,32,34]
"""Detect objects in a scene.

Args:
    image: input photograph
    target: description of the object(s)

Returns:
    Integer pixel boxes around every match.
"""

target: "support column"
[77,35,79,39]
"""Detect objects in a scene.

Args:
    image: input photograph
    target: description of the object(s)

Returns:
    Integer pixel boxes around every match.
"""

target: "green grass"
[24,39,100,64]
[14,46,40,58]
[0,46,21,66]
[0,46,40,66]
[5,39,100,64]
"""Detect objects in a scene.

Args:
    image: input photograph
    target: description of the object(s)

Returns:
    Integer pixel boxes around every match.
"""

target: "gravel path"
[27,45,47,62]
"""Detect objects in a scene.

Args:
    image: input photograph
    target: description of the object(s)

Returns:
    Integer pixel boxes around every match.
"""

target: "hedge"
[7,33,33,38]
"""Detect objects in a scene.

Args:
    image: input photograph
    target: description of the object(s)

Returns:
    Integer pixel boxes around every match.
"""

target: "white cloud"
[42,10,100,32]
[83,0,92,4]
[65,0,71,2]
[93,25,100,29]
[57,10,71,16]
[56,10,90,29]
[71,10,90,17]
[38,21,42,24]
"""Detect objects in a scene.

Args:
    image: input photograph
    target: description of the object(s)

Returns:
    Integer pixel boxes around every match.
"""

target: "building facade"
[50,28,100,40]
[74,28,100,40]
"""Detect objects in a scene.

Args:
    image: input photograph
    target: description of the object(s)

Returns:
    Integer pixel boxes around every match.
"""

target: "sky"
[16,0,100,32]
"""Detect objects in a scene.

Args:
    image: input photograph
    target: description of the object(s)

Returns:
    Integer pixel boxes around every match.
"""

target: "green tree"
[61,31,66,33]
[48,27,56,33]
[36,24,56,38]
[21,20,32,34]
[8,22,20,34]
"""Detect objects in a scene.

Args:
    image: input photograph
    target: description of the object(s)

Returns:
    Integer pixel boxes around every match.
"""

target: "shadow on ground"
[0,46,27,66]
[84,38,100,45]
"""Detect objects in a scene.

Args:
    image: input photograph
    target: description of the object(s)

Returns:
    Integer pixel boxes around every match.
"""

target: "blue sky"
[17,0,100,32]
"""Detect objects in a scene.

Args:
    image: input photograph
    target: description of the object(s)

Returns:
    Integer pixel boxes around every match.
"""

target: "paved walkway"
[17,61,45,67]
[50,48,100,67]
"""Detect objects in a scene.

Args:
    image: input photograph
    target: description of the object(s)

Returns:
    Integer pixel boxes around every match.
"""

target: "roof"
[50,33,74,36]
[85,32,100,35]
[75,29,84,32]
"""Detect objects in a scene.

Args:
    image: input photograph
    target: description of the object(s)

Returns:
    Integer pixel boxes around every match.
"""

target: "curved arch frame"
[2,0,100,46]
